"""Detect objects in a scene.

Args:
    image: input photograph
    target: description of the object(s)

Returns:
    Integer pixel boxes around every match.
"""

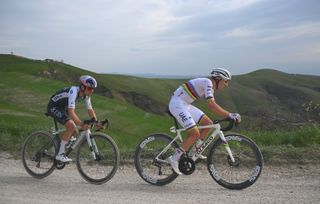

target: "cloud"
[1,0,319,76]
[224,22,320,43]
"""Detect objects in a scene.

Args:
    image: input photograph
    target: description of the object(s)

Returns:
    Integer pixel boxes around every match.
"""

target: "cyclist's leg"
[61,120,77,141]
[197,115,213,140]
[169,98,200,150]
[48,106,75,162]
[181,126,200,150]
[169,98,199,174]
[56,120,76,162]
[187,106,210,159]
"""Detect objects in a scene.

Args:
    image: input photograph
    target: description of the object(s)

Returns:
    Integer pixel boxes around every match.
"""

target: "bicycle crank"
[179,155,195,175]
[55,160,66,170]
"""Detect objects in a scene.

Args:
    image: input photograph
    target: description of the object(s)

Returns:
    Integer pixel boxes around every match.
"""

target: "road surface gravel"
[0,152,319,204]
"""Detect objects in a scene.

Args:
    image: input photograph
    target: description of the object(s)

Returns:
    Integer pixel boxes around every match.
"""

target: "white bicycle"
[134,118,263,189]
[22,116,120,185]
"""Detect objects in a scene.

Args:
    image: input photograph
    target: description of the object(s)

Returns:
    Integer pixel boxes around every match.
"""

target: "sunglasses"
[86,86,95,91]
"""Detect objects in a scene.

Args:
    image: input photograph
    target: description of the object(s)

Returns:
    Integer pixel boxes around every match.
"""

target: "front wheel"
[21,131,57,179]
[134,133,179,186]
[207,134,263,190]
[76,132,120,185]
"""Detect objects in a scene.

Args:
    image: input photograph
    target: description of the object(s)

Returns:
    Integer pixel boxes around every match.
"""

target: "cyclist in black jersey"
[47,75,103,162]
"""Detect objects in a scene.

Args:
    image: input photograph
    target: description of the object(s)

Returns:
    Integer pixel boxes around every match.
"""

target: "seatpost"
[53,119,58,131]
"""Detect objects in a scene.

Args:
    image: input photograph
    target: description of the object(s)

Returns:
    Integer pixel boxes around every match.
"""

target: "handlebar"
[213,118,238,132]
[83,118,110,131]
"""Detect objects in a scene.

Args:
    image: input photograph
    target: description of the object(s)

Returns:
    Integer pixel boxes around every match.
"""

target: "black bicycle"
[22,116,120,185]
[134,118,263,189]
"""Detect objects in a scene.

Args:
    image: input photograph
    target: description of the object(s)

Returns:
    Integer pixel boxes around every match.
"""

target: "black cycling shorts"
[47,103,70,125]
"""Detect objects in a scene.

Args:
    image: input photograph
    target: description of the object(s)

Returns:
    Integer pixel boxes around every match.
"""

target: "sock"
[58,140,68,155]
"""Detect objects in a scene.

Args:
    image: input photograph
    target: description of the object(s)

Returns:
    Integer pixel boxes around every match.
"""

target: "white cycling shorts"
[169,96,205,130]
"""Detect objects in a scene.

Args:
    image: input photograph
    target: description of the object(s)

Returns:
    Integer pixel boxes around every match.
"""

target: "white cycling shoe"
[55,153,72,163]
[168,156,182,175]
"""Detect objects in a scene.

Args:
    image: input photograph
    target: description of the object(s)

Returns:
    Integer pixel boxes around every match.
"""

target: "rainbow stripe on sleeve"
[182,82,200,100]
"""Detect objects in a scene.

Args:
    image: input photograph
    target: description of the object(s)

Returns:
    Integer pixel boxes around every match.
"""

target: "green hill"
[1,54,320,160]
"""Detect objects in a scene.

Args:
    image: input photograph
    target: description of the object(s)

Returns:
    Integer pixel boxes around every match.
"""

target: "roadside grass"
[1,111,319,165]
[246,123,320,147]
[260,145,320,165]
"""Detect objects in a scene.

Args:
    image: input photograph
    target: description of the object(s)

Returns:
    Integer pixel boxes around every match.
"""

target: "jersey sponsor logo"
[179,112,190,122]
[51,93,68,102]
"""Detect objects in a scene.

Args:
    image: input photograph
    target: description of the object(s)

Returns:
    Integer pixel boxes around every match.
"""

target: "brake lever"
[96,118,110,132]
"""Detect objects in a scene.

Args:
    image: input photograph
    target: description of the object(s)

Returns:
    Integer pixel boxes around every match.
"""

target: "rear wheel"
[207,134,263,190]
[76,133,120,184]
[21,131,57,179]
[135,134,179,186]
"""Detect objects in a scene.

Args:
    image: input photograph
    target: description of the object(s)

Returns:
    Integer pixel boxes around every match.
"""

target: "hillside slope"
[0,54,320,153]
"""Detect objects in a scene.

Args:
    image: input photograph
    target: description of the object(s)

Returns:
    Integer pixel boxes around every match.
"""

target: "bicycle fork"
[85,130,100,160]
[193,128,236,163]
[218,132,236,163]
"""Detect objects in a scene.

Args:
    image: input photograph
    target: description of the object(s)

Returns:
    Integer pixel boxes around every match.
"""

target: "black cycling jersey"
[47,86,92,124]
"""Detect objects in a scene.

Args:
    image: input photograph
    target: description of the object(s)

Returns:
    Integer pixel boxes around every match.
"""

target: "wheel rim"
[76,134,119,184]
[208,135,262,186]
[22,132,56,178]
[135,135,178,185]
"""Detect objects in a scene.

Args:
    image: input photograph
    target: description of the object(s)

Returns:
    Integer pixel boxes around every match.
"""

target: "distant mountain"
[1,54,319,132]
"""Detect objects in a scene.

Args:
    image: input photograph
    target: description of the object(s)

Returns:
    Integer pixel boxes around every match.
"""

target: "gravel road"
[1,152,319,204]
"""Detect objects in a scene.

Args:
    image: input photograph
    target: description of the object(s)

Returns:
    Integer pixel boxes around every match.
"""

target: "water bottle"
[66,136,77,149]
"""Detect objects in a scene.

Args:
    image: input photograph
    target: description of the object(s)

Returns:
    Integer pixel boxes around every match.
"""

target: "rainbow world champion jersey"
[174,78,214,103]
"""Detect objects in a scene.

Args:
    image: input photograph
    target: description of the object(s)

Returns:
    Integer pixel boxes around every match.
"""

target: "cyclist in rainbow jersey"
[168,68,241,175]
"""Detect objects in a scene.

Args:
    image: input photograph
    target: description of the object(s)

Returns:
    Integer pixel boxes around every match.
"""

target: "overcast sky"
[1,0,319,76]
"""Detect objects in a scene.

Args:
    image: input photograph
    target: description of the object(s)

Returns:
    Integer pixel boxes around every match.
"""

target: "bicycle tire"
[21,131,57,179]
[76,132,120,185]
[207,134,263,190]
[134,133,179,186]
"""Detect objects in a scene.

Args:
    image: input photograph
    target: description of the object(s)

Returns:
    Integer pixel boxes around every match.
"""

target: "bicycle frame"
[155,123,236,164]
[51,126,100,160]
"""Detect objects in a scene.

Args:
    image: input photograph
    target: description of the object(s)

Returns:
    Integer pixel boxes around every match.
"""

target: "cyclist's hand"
[228,113,241,123]
[81,123,91,130]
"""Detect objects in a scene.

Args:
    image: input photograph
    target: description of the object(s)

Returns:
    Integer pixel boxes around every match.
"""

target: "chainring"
[55,161,66,170]
[179,155,195,175]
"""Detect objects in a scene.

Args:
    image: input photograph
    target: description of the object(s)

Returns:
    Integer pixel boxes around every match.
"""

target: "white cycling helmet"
[79,75,97,88]
[211,68,232,80]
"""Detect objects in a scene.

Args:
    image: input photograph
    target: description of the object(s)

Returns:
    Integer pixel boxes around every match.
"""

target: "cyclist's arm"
[207,98,230,118]
[85,96,98,121]
[87,108,97,121]
[68,108,82,126]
